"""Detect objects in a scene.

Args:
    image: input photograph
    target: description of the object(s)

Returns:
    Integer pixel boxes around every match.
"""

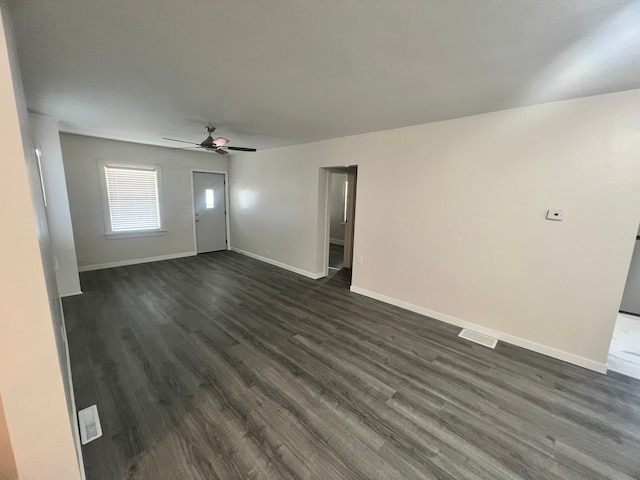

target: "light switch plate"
[546,209,565,221]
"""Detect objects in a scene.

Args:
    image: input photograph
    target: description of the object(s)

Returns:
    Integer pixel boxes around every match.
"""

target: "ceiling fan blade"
[214,148,229,155]
[226,146,257,152]
[162,137,199,145]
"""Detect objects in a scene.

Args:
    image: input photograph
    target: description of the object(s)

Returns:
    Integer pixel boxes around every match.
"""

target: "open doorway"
[324,167,357,285]
[608,226,640,380]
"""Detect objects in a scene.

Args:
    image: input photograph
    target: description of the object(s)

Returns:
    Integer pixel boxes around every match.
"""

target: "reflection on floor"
[608,313,640,380]
[329,243,344,270]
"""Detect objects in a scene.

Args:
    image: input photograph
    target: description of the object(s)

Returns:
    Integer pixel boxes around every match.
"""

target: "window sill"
[105,229,167,239]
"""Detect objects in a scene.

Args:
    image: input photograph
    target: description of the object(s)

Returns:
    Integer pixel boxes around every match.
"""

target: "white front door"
[193,172,227,253]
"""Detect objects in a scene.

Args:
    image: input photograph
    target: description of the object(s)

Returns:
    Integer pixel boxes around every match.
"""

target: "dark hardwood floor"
[328,244,344,270]
[63,251,640,480]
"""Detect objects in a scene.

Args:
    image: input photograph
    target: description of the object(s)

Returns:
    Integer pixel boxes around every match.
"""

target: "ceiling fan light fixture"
[164,125,257,153]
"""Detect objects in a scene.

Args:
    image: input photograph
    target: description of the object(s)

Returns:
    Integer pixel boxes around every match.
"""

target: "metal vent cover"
[78,405,102,445]
[458,328,498,349]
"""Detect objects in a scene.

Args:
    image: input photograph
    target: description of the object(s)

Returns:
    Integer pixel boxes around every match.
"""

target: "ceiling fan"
[163,125,257,155]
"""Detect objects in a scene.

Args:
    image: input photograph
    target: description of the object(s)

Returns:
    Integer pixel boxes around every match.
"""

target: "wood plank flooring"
[63,251,640,480]
[328,244,344,269]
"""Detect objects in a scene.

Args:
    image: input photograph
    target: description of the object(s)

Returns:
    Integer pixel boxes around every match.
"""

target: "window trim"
[97,159,166,238]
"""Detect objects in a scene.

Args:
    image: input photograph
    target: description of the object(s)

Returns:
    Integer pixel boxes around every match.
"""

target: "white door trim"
[319,167,358,277]
[190,169,230,253]
[321,169,331,278]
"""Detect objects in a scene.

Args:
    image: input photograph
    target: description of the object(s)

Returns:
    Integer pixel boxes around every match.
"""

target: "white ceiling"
[9,0,640,150]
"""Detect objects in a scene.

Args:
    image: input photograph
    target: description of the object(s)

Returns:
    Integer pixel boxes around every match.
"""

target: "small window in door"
[205,189,214,208]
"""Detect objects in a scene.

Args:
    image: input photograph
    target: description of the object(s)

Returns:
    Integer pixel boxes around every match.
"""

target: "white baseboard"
[231,247,325,280]
[78,252,196,272]
[60,290,83,298]
[350,285,608,374]
[330,238,345,246]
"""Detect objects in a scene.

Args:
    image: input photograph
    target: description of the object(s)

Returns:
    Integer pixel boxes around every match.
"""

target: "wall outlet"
[266,249,270,256]
[357,255,363,264]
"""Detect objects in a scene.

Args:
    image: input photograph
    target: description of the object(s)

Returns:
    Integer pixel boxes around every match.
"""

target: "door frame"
[319,166,358,278]
[190,169,231,253]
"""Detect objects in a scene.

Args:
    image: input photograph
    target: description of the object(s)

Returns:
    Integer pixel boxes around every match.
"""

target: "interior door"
[193,172,227,253]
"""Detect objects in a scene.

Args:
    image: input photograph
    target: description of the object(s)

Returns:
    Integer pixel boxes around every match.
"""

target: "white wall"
[61,134,228,270]
[30,114,82,296]
[329,173,347,244]
[229,89,640,371]
[0,1,82,478]
[231,152,322,276]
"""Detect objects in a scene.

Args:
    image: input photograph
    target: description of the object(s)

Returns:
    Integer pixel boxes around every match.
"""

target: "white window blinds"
[105,165,161,232]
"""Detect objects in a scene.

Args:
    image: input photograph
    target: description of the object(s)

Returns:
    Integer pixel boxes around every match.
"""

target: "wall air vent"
[78,405,103,445]
[458,328,498,349]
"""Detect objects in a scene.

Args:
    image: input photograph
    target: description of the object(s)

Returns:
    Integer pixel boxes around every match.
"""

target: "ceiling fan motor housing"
[200,135,214,148]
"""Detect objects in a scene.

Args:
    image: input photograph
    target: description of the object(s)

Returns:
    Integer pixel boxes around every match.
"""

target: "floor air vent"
[458,329,498,349]
[78,405,103,445]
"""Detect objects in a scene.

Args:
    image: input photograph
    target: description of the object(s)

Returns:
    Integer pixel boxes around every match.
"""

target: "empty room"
[1,1,640,479]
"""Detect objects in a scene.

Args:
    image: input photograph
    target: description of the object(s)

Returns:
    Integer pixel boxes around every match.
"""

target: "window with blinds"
[104,165,161,232]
